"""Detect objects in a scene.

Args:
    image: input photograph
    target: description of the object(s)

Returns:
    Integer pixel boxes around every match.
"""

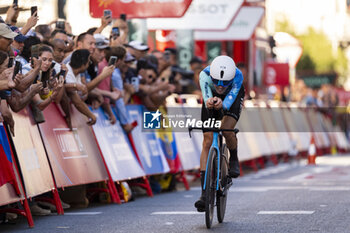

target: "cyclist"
[195,55,245,212]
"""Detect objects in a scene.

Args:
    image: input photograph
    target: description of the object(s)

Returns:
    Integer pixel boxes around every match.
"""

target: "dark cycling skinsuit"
[200,65,245,129]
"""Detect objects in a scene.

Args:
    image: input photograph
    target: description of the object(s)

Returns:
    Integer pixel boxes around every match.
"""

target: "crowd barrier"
[0,96,349,228]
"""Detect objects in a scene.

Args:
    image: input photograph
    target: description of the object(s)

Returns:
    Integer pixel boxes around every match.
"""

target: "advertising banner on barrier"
[238,108,272,158]
[126,105,170,175]
[91,108,145,180]
[306,110,330,149]
[0,124,24,206]
[0,124,17,189]
[38,104,108,188]
[147,0,244,30]
[10,109,55,198]
[165,99,200,170]
[89,0,192,19]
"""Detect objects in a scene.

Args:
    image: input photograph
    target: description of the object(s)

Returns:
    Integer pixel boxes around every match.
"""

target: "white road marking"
[165,222,174,225]
[57,227,70,229]
[287,173,312,181]
[320,205,327,207]
[151,211,203,215]
[257,211,314,215]
[184,195,193,198]
[65,212,102,215]
[309,187,350,191]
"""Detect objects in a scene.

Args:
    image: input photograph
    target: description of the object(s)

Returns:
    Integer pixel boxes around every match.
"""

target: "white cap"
[125,41,149,51]
[0,23,18,39]
[94,34,109,49]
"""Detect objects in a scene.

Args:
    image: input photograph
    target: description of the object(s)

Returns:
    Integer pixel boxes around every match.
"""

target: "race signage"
[89,0,193,18]
[194,6,264,41]
[264,62,290,86]
[147,0,244,30]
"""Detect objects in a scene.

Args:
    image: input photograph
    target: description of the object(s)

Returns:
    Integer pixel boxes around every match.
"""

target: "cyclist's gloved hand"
[213,97,222,110]
[206,97,215,109]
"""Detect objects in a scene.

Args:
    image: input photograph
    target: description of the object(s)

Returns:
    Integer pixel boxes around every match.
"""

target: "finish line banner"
[91,107,145,181]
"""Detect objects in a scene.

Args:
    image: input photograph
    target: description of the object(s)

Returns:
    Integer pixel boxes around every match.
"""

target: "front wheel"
[205,148,217,229]
[217,144,229,223]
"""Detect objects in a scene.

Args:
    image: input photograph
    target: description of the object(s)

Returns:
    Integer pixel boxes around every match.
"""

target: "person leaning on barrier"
[109,46,135,133]
[64,49,99,125]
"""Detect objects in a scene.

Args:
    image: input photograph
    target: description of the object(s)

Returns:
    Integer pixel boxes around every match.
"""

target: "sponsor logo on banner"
[147,0,243,30]
[54,128,88,159]
[194,6,265,41]
[90,0,192,18]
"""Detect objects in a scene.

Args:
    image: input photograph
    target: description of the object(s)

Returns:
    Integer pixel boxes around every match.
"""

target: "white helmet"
[210,56,236,84]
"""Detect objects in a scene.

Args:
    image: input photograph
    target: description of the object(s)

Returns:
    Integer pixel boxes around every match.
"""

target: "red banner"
[89,0,193,19]
[264,62,289,86]
[39,104,109,188]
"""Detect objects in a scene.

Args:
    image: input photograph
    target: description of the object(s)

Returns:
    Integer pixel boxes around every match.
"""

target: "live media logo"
[143,110,161,129]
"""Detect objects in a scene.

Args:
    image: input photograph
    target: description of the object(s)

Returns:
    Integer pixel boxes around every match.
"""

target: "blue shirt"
[199,65,243,111]
[111,68,131,125]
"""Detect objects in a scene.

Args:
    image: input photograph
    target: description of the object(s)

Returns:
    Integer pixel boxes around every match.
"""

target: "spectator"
[51,39,67,64]
[125,41,149,60]
[10,26,27,56]
[65,49,96,125]
[108,46,135,132]
[0,23,17,53]
[35,24,52,42]
[19,36,41,66]
[181,56,203,96]
[63,32,95,64]
[164,47,178,68]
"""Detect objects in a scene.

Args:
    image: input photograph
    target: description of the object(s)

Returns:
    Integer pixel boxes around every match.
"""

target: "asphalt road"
[1,155,350,233]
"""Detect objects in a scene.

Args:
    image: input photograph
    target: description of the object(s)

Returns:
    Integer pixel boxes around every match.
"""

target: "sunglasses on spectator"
[211,77,233,87]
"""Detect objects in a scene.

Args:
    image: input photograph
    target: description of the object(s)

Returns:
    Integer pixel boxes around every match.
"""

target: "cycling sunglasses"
[211,77,233,87]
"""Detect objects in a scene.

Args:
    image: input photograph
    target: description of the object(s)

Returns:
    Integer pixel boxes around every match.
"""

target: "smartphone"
[56,21,65,30]
[31,6,37,16]
[131,76,139,92]
[12,61,22,80]
[8,57,14,68]
[31,44,40,66]
[111,27,120,38]
[58,69,66,78]
[120,14,126,21]
[50,62,56,70]
[108,56,118,66]
[13,0,18,6]
[104,9,112,18]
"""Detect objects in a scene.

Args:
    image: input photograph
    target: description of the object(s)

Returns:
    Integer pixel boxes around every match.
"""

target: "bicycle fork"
[203,132,221,191]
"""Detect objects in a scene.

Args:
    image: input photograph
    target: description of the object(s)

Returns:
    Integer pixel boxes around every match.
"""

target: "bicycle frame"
[203,131,221,191]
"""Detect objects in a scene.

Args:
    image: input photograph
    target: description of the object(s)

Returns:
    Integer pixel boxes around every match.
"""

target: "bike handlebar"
[188,127,239,138]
